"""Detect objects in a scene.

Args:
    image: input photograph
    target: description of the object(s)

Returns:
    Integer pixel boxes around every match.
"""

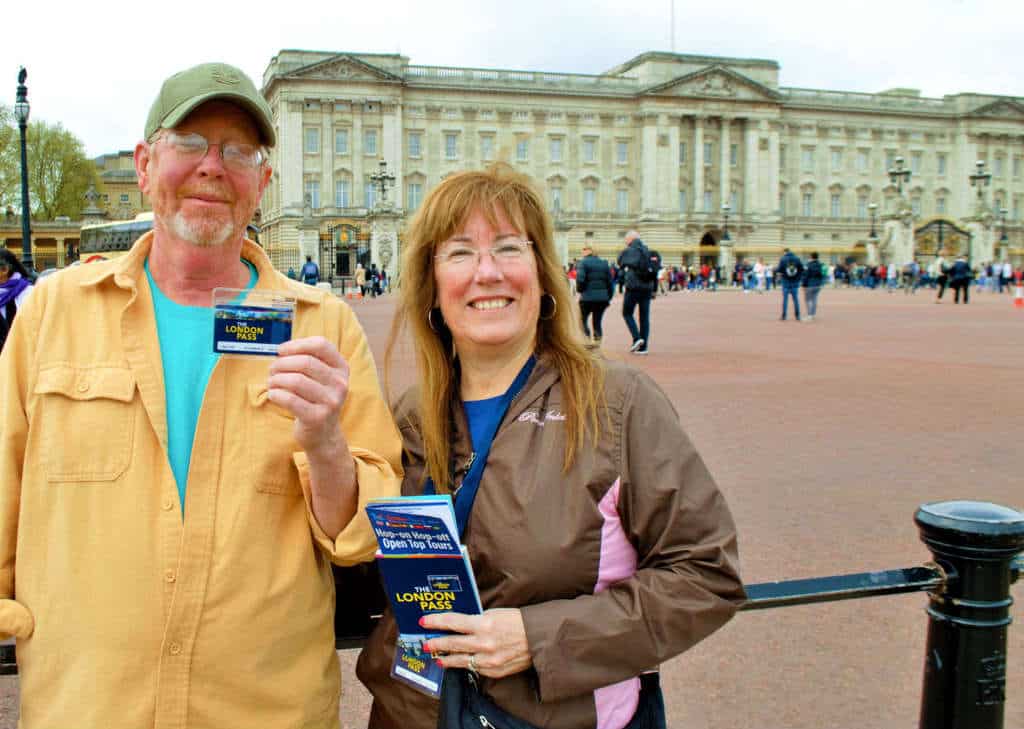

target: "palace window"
[703,190,713,212]
[937,153,947,175]
[364,129,378,156]
[730,144,738,167]
[730,191,738,213]
[857,195,867,219]
[408,132,422,158]
[679,189,687,213]
[994,156,1004,177]
[551,187,562,212]
[304,128,320,155]
[802,192,813,217]
[801,147,815,171]
[617,141,628,165]
[335,180,350,208]
[856,149,869,172]
[407,182,423,210]
[304,179,320,209]
[364,181,376,208]
[831,149,843,170]
[583,188,596,213]
[334,129,349,155]
[445,133,458,160]
[703,142,713,166]
[679,142,687,165]
[583,139,597,163]
[550,138,563,163]
[480,135,494,161]
[830,194,841,218]
[911,152,922,174]
[936,197,946,214]
[616,189,629,214]
[516,139,529,162]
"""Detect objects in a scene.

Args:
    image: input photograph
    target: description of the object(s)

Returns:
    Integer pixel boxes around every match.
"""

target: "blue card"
[212,289,295,356]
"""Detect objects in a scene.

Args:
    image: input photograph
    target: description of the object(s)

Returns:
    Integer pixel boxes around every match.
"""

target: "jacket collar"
[78,231,321,305]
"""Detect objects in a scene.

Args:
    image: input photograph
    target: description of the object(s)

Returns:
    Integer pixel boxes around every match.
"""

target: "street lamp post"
[721,202,731,241]
[969,159,992,208]
[887,155,911,198]
[368,159,395,206]
[14,68,33,273]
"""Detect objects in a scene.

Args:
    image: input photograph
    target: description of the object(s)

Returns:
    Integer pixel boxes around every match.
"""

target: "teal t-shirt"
[145,259,258,514]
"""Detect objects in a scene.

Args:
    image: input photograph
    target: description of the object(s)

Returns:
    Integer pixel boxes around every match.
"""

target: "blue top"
[145,258,258,514]
[463,395,506,453]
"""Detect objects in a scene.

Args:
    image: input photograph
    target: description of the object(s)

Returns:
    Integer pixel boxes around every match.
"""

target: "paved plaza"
[1,285,1021,728]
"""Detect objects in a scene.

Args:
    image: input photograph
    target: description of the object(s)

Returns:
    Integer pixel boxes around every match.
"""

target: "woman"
[357,165,744,729]
[0,249,34,353]
[576,244,613,346]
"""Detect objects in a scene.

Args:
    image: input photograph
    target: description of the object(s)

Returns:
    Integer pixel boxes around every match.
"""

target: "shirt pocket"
[33,365,136,483]
[247,383,300,495]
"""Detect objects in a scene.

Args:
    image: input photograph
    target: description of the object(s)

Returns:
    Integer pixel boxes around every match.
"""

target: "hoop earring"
[427,307,446,333]
[539,293,557,320]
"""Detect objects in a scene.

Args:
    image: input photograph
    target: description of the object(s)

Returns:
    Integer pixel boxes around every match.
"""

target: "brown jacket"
[356,359,744,729]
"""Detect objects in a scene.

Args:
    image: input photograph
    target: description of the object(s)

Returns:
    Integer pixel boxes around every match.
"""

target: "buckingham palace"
[257,49,1023,281]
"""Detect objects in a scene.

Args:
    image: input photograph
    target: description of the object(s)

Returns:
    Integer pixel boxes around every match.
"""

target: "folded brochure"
[366,496,482,697]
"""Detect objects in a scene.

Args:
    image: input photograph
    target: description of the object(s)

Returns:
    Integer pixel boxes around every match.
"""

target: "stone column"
[720,117,732,212]
[281,100,304,213]
[351,105,364,207]
[692,115,704,213]
[768,124,781,216]
[382,102,403,209]
[671,117,683,215]
[744,119,759,215]
[641,112,658,214]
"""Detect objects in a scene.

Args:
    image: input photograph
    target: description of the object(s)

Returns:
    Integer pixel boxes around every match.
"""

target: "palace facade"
[259,50,1024,278]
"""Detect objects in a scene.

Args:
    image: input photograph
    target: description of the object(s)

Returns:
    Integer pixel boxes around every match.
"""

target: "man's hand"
[420,608,532,679]
[267,336,357,538]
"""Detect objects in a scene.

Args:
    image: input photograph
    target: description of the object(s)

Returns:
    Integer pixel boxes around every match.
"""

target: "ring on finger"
[468,654,478,675]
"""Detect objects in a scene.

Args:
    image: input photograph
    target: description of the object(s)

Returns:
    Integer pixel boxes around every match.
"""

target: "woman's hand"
[421,608,532,679]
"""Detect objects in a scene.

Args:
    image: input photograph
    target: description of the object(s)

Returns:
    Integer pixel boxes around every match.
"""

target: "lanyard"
[425,356,536,537]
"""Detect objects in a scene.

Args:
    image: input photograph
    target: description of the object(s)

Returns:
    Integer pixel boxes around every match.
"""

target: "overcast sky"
[4,0,1019,158]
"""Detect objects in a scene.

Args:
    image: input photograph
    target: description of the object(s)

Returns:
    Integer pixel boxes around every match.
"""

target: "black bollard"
[916,500,1024,729]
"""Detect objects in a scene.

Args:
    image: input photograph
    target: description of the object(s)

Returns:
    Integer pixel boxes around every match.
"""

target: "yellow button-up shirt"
[0,233,402,728]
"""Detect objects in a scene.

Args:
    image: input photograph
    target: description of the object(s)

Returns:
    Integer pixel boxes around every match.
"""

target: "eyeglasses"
[434,239,533,269]
[152,131,265,171]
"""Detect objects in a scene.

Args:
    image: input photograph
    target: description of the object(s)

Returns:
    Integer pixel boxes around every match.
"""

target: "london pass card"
[212,288,295,356]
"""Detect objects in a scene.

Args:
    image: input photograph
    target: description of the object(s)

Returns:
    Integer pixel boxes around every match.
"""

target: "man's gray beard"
[168,211,235,248]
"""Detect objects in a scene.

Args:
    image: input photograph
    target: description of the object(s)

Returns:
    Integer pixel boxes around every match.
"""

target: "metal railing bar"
[739,565,944,611]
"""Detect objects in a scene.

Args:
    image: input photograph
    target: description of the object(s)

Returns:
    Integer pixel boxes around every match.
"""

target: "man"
[802,251,826,321]
[300,254,320,285]
[934,253,949,302]
[949,254,972,304]
[0,63,402,729]
[616,229,658,354]
[575,244,613,346]
[775,248,805,321]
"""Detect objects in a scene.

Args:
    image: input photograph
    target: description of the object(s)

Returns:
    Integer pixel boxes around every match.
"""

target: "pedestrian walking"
[775,248,805,321]
[576,244,613,346]
[949,255,972,304]
[300,254,320,285]
[616,230,659,354]
[802,251,825,321]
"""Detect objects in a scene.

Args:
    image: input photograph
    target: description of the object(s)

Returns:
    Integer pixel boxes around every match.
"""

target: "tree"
[0,109,97,220]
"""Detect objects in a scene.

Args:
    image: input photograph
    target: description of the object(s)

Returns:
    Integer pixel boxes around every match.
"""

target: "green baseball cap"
[145,62,275,147]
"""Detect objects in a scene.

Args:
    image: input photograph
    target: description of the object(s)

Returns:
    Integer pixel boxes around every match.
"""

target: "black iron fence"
[2,500,1021,728]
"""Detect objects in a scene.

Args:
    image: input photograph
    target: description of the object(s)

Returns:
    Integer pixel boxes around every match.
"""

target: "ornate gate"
[914,217,971,262]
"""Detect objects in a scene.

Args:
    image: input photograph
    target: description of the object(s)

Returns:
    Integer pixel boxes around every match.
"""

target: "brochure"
[366,496,482,697]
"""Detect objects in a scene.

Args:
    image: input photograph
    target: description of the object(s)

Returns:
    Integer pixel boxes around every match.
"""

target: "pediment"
[968,99,1024,120]
[288,55,403,84]
[644,65,780,102]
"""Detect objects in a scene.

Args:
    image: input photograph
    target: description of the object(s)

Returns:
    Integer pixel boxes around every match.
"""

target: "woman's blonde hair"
[385,164,604,490]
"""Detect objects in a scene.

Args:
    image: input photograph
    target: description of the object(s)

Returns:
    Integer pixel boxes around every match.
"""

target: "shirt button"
[161,498,174,511]
[77,381,90,393]
[164,570,176,583]
[168,642,182,655]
